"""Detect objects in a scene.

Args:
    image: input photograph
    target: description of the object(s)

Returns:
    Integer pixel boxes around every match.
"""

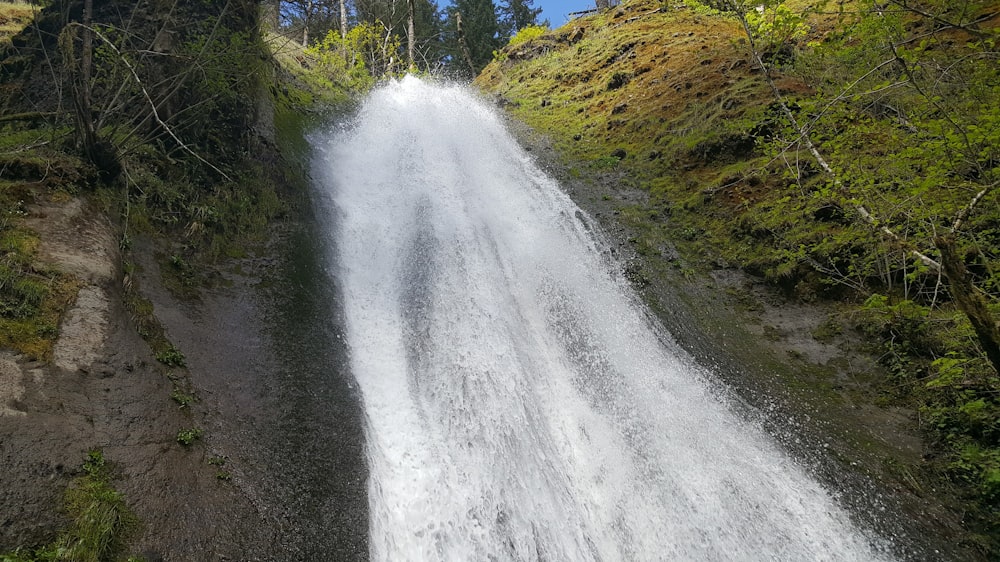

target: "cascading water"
[315,77,892,561]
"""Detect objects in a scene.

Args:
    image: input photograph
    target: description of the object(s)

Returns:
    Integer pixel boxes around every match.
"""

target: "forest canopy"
[270,0,544,75]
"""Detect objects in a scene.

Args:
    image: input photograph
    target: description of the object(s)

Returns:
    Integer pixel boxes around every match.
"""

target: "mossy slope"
[478,0,1000,554]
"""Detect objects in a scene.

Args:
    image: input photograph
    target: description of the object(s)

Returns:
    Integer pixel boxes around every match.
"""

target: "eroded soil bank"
[0,193,368,560]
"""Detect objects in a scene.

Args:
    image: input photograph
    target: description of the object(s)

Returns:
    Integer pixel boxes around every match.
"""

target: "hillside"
[478,0,1000,555]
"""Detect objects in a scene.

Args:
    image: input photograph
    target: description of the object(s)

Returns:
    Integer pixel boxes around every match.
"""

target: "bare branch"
[68,22,233,182]
[728,0,942,270]
[954,182,999,232]
[885,0,993,40]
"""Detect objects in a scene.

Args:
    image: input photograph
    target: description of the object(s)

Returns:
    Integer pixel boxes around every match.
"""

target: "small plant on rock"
[176,428,203,446]
[155,344,186,367]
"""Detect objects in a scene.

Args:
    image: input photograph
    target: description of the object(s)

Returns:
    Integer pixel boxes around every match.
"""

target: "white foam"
[315,76,892,561]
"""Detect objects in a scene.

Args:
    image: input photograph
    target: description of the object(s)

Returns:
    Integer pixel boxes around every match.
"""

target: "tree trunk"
[456,12,476,76]
[262,0,280,31]
[407,0,416,71]
[936,235,1000,374]
[339,0,348,39]
[301,0,313,46]
[78,0,96,156]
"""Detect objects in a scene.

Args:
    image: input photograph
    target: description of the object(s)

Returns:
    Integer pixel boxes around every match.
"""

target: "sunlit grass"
[0,1,36,47]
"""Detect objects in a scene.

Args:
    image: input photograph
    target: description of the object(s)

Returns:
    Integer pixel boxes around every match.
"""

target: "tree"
[280,0,348,46]
[446,0,500,75]
[496,0,542,38]
[355,0,446,71]
[721,0,1000,372]
[407,0,416,69]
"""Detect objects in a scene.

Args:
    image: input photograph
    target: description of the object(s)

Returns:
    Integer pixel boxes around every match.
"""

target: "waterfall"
[315,76,891,561]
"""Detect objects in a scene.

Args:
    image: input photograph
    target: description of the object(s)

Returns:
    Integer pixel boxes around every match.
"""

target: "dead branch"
[953,182,999,232]
[67,22,232,182]
[884,0,993,40]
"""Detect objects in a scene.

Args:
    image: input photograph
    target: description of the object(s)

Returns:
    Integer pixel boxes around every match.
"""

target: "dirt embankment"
[0,194,368,559]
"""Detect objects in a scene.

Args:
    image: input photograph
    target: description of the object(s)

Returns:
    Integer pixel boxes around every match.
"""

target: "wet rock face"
[2,192,369,558]
[0,352,36,417]
[0,196,120,548]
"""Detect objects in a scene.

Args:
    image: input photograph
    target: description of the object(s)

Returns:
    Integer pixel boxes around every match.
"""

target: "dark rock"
[611,148,627,160]
[611,103,627,115]
[688,134,755,165]
[813,202,848,224]
[607,72,630,91]
[660,244,680,262]
[623,262,649,288]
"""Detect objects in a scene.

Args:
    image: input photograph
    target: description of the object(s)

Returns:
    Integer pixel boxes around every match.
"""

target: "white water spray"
[316,77,891,561]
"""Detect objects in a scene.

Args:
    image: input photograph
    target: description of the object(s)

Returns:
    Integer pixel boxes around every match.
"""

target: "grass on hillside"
[0,133,86,360]
[0,1,34,47]
[1,451,138,562]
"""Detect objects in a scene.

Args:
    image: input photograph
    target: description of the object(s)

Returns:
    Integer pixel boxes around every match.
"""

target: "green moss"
[1,450,138,562]
[0,219,79,360]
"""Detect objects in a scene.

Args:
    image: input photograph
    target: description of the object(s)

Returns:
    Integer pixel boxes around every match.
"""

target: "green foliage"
[857,295,931,356]
[509,24,548,47]
[56,450,136,562]
[305,23,403,92]
[170,387,195,408]
[1,450,137,561]
[155,344,186,367]
[493,24,549,62]
[176,427,203,446]
[745,2,808,54]
[683,0,726,16]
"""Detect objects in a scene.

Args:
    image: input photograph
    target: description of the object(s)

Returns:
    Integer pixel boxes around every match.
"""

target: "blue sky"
[535,0,595,27]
